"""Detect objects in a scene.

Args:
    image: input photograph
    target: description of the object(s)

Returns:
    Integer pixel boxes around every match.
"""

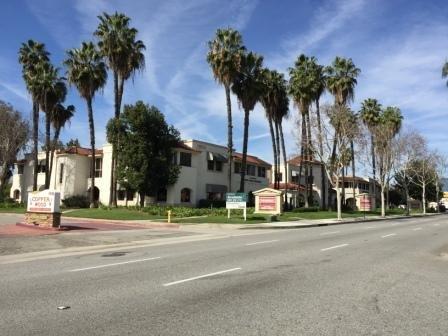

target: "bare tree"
[393,130,426,215]
[309,104,358,220]
[408,150,438,214]
[0,101,29,196]
[432,151,446,213]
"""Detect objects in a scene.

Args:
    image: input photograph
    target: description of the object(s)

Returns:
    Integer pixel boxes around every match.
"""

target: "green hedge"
[292,206,320,213]
[62,195,90,208]
[126,205,255,218]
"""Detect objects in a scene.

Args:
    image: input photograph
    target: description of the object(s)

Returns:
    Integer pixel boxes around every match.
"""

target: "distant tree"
[110,101,180,207]
[231,51,264,192]
[207,28,246,192]
[0,101,29,196]
[65,41,107,207]
[66,138,81,147]
[408,154,438,214]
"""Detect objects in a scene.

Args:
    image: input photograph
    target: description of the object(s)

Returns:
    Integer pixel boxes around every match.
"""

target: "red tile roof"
[58,147,103,156]
[233,152,271,167]
[288,155,321,165]
[268,182,305,190]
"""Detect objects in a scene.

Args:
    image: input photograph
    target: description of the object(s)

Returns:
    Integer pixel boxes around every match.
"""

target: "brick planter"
[25,212,61,228]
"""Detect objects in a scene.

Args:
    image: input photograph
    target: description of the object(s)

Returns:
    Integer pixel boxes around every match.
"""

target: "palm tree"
[276,86,290,208]
[288,54,319,207]
[360,98,382,205]
[49,104,75,183]
[260,69,286,191]
[64,42,107,207]
[311,60,327,209]
[18,40,50,191]
[95,12,146,206]
[325,57,360,206]
[35,62,67,188]
[231,51,264,192]
[207,28,246,193]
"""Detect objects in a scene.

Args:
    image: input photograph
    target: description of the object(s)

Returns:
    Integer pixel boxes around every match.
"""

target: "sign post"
[226,193,247,221]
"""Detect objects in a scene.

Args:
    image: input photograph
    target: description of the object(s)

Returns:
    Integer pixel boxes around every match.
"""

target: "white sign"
[226,202,246,209]
[27,190,60,213]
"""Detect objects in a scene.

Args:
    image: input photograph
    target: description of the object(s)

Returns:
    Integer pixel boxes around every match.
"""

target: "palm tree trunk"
[371,134,376,208]
[32,100,39,191]
[279,120,288,208]
[268,115,277,189]
[315,99,326,210]
[301,116,309,208]
[274,118,281,190]
[109,72,119,207]
[87,98,96,208]
[44,111,51,189]
[225,84,233,193]
[351,140,356,209]
[341,166,345,207]
[306,113,313,206]
[49,126,61,188]
[239,108,250,192]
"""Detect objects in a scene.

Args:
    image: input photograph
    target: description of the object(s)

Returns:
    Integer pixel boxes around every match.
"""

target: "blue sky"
[1,0,448,175]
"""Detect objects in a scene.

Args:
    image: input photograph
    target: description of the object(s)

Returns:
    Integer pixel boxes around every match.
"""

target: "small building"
[10,139,271,207]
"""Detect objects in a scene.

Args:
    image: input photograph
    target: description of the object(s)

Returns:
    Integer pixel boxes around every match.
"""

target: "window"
[207,192,224,201]
[157,188,167,202]
[17,164,24,175]
[38,160,46,173]
[180,188,191,203]
[234,162,241,174]
[126,190,134,201]
[13,190,20,200]
[247,164,256,176]
[117,190,126,201]
[291,175,299,183]
[306,175,314,184]
[59,164,64,183]
[277,172,283,182]
[207,160,214,170]
[95,158,102,178]
[172,152,178,165]
[258,166,266,178]
[208,159,223,172]
[180,152,191,167]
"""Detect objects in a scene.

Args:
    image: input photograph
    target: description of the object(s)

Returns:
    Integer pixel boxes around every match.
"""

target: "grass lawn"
[63,208,166,221]
[0,207,26,214]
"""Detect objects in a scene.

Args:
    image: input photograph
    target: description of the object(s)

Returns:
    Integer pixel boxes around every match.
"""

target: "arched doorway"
[180,188,191,203]
[87,186,100,202]
[13,189,20,201]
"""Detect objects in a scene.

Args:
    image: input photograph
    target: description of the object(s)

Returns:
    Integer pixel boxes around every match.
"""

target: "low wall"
[25,212,61,228]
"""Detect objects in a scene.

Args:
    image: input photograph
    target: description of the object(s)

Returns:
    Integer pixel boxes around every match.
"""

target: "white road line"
[320,244,349,252]
[320,231,340,236]
[245,239,279,246]
[365,226,375,229]
[434,223,440,226]
[381,233,397,238]
[163,268,242,287]
[69,257,162,272]
[412,227,422,231]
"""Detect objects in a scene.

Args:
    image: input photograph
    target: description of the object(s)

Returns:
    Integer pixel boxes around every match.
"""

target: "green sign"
[226,192,247,203]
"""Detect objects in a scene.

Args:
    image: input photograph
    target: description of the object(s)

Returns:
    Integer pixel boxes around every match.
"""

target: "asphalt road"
[1,215,448,335]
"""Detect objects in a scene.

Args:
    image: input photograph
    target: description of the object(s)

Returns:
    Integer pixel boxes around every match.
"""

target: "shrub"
[62,195,90,208]
[127,205,255,218]
[197,199,226,208]
[292,206,319,213]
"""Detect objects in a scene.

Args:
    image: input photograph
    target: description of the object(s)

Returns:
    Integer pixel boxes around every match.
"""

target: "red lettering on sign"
[259,196,276,210]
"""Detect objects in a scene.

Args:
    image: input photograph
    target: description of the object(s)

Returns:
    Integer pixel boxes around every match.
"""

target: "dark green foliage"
[197,199,227,208]
[62,195,90,208]
[292,206,320,213]
[66,138,81,147]
[111,101,180,206]
[129,205,255,217]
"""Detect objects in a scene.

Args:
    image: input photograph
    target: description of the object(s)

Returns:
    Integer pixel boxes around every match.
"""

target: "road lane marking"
[412,227,422,231]
[381,233,396,238]
[245,239,279,246]
[365,226,375,229]
[434,223,440,226]
[163,268,242,287]
[320,231,340,236]
[320,244,348,251]
[69,257,162,272]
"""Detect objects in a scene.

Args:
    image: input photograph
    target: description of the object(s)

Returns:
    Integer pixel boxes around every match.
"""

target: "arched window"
[13,189,20,200]
[38,160,46,173]
[87,186,100,202]
[180,188,191,203]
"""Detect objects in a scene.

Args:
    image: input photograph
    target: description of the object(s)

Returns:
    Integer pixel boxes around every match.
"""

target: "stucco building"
[10,139,271,206]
